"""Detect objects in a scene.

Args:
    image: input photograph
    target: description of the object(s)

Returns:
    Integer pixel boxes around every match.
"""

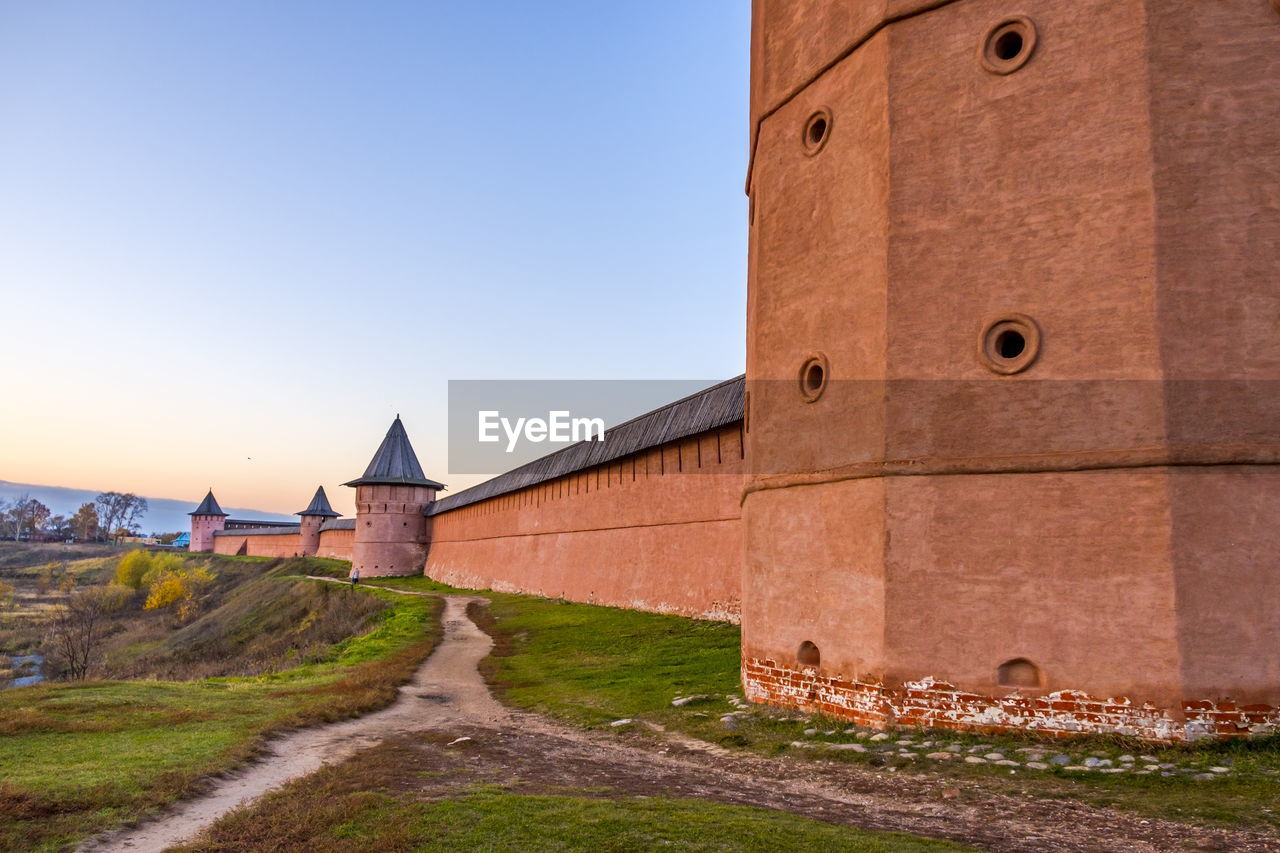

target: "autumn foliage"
[143,565,214,622]
[114,551,216,623]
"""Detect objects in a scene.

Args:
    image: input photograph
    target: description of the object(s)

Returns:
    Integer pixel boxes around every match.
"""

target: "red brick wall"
[212,532,302,558]
[190,515,225,552]
[427,424,745,621]
[317,528,354,561]
[351,484,434,577]
[743,0,1280,741]
[210,528,353,561]
[743,659,1280,742]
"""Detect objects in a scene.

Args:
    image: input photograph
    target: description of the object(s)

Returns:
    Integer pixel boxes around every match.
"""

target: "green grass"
[0,579,443,853]
[363,576,740,726]
[98,557,395,680]
[362,576,1280,834]
[178,785,975,853]
[392,793,973,852]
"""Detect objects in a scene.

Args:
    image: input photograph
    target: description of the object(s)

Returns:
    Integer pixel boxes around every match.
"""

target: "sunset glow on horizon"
[0,1,749,518]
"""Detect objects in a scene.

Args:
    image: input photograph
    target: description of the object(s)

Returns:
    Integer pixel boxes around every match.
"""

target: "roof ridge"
[343,417,446,489]
[297,485,341,517]
[189,489,228,516]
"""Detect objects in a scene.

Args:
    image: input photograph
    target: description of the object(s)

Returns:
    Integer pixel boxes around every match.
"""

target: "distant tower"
[296,486,340,557]
[344,417,445,577]
[188,489,228,553]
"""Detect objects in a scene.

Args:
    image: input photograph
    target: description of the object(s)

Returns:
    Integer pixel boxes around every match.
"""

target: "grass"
[360,576,740,726]
[0,546,133,655]
[0,573,443,853]
[658,706,1280,832]
[359,575,1280,835]
[172,745,978,853]
[0,541,124,573]
[178,790,976,853]
[102,558,392,679]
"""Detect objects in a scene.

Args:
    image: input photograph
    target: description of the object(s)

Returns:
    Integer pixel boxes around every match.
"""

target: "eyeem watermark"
[479,410,605,453]
[448,379,715,474]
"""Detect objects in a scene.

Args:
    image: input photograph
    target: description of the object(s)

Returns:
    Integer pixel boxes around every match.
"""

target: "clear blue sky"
[0,1,750,516]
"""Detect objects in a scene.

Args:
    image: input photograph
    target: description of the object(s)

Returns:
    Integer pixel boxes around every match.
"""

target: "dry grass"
[0,542,122,572]
[0,570,443,853]
[102,569,392,680]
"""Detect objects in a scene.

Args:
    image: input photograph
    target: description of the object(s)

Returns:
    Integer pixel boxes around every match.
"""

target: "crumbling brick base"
[742,658,1280,742]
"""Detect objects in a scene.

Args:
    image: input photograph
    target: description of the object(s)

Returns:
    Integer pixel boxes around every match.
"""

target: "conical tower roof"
[343,416,446,489]
[189,489,228,517]
[296,486,341,518]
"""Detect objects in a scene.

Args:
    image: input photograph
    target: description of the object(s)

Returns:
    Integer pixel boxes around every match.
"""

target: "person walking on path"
[348,565,360,587]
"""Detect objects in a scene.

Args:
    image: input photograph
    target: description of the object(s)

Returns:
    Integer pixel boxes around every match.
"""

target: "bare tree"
[44,586,123,680]
[95,492,124,541]
[121,495,148,536]
[3,495,51,541]
[95,492,148,543]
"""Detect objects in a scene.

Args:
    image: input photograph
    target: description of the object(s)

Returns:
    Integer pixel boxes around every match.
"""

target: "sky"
[0,1,750,518]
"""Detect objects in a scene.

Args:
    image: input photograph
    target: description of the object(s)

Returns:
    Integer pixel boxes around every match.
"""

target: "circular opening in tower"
[993,30,1023,61]
[798,641,821,667]
[995,329,1025,359]
[801,108,832,155]
[981,18,1037,75]
[979,314,1040,375]
[804,362,824,394]
[807,117,827,146]
[798,353,830,402]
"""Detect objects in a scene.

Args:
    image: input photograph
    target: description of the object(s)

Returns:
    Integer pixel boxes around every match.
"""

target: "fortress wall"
[212,532,303,559]
[427,423,745,621]
[317,528,354,561]
[211,535,246,556]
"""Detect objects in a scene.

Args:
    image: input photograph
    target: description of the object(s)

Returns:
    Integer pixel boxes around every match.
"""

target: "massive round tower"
[344,417,445,577]
[742,0,1280,740]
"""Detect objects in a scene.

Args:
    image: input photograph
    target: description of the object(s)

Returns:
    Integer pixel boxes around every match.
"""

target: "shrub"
[144,565,215,623]
[114,551,153,589]
[139,553,185,589]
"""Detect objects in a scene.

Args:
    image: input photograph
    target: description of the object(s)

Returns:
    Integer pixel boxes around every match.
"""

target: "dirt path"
[83,591,502,853]
[86,585,1280,853]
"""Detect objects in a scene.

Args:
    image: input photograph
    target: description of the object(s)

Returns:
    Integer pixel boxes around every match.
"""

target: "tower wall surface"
[298,516,323,557]
[189,515,225,553]
[351,484,435,577]
[743,0,1280,739]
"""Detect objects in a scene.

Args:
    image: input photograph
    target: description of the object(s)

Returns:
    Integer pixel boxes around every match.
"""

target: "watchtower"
[344,417,445,577]
[188,489,228,553]
[296,486,340,557]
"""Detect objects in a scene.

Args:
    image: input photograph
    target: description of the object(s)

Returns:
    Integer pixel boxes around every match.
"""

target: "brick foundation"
[742,659,1280,742]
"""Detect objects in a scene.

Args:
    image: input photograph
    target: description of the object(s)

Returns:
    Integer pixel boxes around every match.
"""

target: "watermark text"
[478,410,605,453]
